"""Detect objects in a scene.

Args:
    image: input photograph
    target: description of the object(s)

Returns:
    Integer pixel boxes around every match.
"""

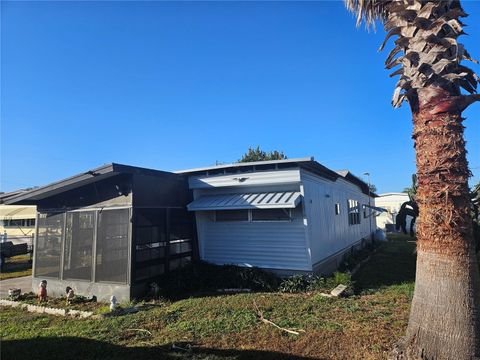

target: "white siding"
[375,193,412,230]
[191,173,311,271]
[301,170,373,267]
[189,167,374,273]
[195,211,310,271]
[189,169,301,189]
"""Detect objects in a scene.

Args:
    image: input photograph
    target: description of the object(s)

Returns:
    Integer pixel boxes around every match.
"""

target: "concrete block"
[44,307,66,316]
[0,299,17,307]
[27,304,45,314]
[330,284,348,297]
[67,309,92,318]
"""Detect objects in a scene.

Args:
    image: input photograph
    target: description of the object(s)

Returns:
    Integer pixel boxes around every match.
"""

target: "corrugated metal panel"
[197,215,311,271]
[188,169,301,189]
[187,191,302,211]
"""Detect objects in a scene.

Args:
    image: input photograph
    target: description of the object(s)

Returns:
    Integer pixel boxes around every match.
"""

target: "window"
[4,219,21,227]
[335,203,340,215]
[3,219,35,227]
[214,208,298,222]
[215,210,249,222]
[251,208,290,221]
[348,199,360,225]
[35,213,64,278]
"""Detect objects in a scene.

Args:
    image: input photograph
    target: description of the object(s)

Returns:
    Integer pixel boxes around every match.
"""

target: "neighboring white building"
[374,192,412,231]
[0,205,36,245]
[178,157,378,275]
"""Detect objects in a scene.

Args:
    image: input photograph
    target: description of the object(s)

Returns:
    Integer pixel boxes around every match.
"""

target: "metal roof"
[335,170,378,198]
[377,192,409,197]
[177,157,339,182]
[0,189,33,204]
[176,157,314,174]
[177,157,373,197]
[187,191,302,211]
[4,163,180,205]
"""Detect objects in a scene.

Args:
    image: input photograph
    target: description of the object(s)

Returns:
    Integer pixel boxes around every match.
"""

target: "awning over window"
[187,191,302,211]
[0,206,37,220]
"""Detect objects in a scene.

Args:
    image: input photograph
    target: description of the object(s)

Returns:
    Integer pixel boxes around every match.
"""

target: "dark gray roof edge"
[176,157,372,197]
[175,157,315,174]
[4,163,181,205]
[0,189,32,204]
[334,170,378,198]
[110,163,182,179]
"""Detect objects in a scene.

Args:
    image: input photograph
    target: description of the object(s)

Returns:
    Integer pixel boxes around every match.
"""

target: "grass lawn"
[0,235,416,360]
[0,254,32,280]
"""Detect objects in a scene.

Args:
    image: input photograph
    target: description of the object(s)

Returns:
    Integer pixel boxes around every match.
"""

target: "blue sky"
[1,1,479,194]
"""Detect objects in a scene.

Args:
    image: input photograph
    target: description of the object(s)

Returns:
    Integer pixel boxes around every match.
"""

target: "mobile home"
[5,158,380,301]
[179,157,378,275]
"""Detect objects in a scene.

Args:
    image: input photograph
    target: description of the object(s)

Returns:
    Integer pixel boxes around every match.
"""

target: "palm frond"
[345,0,479,109]
[344,0,391,27]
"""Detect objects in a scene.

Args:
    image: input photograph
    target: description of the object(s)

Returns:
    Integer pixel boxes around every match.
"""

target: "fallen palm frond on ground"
[253,299,305,335]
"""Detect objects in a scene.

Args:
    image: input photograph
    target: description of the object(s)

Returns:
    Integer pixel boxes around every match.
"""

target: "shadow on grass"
[2,260,31,273]
[1,337,321,360]
[353,234,417,293]
[0,257,32,280]
[142,261,281,302]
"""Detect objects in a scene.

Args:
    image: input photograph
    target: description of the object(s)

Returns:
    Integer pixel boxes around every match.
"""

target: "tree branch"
[252,300,305,335]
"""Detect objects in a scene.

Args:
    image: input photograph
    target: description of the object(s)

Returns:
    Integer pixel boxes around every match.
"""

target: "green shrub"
[279,272,353,294]
[152,261,355,298]
[278,275,310,293]
[153,261,281,299]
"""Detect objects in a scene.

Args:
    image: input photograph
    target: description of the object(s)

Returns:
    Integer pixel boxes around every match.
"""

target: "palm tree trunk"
[393,87,480,359]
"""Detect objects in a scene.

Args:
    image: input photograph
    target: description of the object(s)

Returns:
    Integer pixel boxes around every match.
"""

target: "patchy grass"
[1,234,416,360]
[353,234,416,295]
[0,254,32,280]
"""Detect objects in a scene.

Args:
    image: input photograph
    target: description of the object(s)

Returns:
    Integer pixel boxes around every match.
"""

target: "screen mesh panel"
[35,213,64,278]
[132,208,194,281]
[63,211,95,281]
[95,208,130,283]
[134,209,167,281]
[135,263,164,281]
[169,256,191,271]
[169,209,193,256]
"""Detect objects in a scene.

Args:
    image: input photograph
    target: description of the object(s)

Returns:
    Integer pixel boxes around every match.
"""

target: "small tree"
[238,146,287,163]
[402,174,418,201]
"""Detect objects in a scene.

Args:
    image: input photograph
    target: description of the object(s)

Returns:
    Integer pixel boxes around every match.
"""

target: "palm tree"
[344,1,480,358]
